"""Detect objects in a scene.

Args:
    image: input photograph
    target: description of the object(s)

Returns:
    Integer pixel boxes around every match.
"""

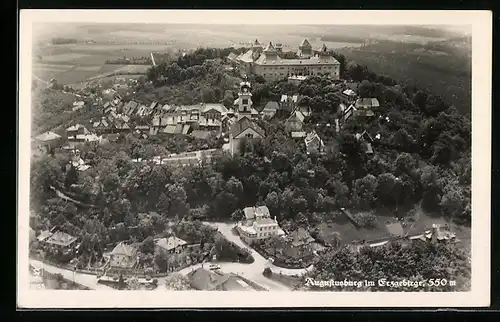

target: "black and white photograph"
[17,10,491,308]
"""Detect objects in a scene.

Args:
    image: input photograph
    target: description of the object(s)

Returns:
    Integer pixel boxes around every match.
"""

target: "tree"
[376,173,398,207]
[164,273,191,290]
[141,236,155,254]
[352,174,377,210]
[358,80,373,98]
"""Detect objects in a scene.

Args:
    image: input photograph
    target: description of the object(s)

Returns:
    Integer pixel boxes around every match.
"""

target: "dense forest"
[30,44,471,285]
[337,38,471,116]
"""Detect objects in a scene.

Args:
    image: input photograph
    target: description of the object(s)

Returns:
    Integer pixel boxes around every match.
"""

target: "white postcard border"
[17,10,492,308]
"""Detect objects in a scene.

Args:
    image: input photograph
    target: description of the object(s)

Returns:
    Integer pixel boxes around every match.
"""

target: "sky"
[22,10,480,29]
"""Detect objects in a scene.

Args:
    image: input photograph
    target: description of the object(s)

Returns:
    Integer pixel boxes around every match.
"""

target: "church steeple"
[237,81,253,121]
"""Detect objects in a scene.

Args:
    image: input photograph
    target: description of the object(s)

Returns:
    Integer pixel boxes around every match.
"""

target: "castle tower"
[262,42,278,59]
[274,41,283,53]
[297,39,313,58]
[319,43,329,57]
[251,39,263,61]
[236,81,253,120]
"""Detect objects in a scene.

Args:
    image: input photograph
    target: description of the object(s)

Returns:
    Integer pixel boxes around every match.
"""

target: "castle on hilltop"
[229,39,341,81]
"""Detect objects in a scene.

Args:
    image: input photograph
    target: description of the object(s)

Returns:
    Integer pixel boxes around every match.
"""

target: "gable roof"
[300,38,312,48]
[243,205,271,220]
[286,110,305,124]
[355,98,380,108]
[201,103,228,114]
[66,124,87,132]
[304,131,322,146]
[188,268,251,291]
[46,231,77,247]
[287,227,315,247]
[155,236,187,251]
[263,101,279,111]
[110,242,137,257]
[230,117,265,138]
[37,230,53,242]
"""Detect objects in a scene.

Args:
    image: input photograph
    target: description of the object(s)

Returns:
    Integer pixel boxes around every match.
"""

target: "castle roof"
[263,42,276,53]
[300,38,312,48]
[252,39,262,47]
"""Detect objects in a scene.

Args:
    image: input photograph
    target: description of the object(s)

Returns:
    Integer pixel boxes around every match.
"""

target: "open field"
[317,206,470,248]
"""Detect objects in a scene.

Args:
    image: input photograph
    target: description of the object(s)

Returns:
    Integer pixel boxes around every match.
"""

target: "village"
[29,38,464,292]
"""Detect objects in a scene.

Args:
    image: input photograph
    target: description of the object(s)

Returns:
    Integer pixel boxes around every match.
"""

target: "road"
[30,222,312,292]
[209,222,314,276]
[29,259,113,290]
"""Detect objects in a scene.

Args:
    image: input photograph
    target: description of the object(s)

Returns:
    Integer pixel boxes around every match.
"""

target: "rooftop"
[155,236,187,251]
[46,231,77,247]
[110,242,137,257]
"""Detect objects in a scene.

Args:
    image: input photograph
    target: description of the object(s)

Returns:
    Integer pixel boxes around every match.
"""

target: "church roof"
[252,39,262,47]
[231,117,265,138]
[300,38,312,48]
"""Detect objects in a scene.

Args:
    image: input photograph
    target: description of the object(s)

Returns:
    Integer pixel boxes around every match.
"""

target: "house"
[280,94,299,112]
[355,130,375,155]
[200,103,228,120]
[187,267,255,291]
[66,124,89,140]
[45,231,78,250]
[134,125,150,134]
[409,224,457,244]
[123,101,139,116]
[198,116,222,131]
[283,227,315,259]
[34,131,62,153]
[72,101,85,111]
[304,131,325,154]
[355,98,380,110]
[229,117,265,156]
[261,101,279,118]
[109,242,138,269]
[155,236,188,254]
[37,230,53,243]
[236,205,285,244]
[285,110,305,132]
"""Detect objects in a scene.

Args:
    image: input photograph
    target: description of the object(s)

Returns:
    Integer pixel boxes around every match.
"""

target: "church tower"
[236,81,253,120]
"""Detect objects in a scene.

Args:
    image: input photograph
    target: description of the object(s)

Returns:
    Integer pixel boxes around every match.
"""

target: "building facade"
[229,81,265,156]
[233,40,341,81]
[236,206,285,244]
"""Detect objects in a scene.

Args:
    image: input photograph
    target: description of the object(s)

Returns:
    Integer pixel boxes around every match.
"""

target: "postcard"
[17,9,491,308]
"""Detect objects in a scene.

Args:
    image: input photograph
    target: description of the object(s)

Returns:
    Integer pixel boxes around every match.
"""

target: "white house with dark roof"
[109,242,138,269]
[236,206,285,244]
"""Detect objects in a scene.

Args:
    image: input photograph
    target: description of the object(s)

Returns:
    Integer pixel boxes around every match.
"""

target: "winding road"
[29,259,113,290]
[28,222,313,292]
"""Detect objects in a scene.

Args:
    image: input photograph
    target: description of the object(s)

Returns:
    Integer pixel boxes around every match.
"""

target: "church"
[232,39,341,81]
[229,81,265,156]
